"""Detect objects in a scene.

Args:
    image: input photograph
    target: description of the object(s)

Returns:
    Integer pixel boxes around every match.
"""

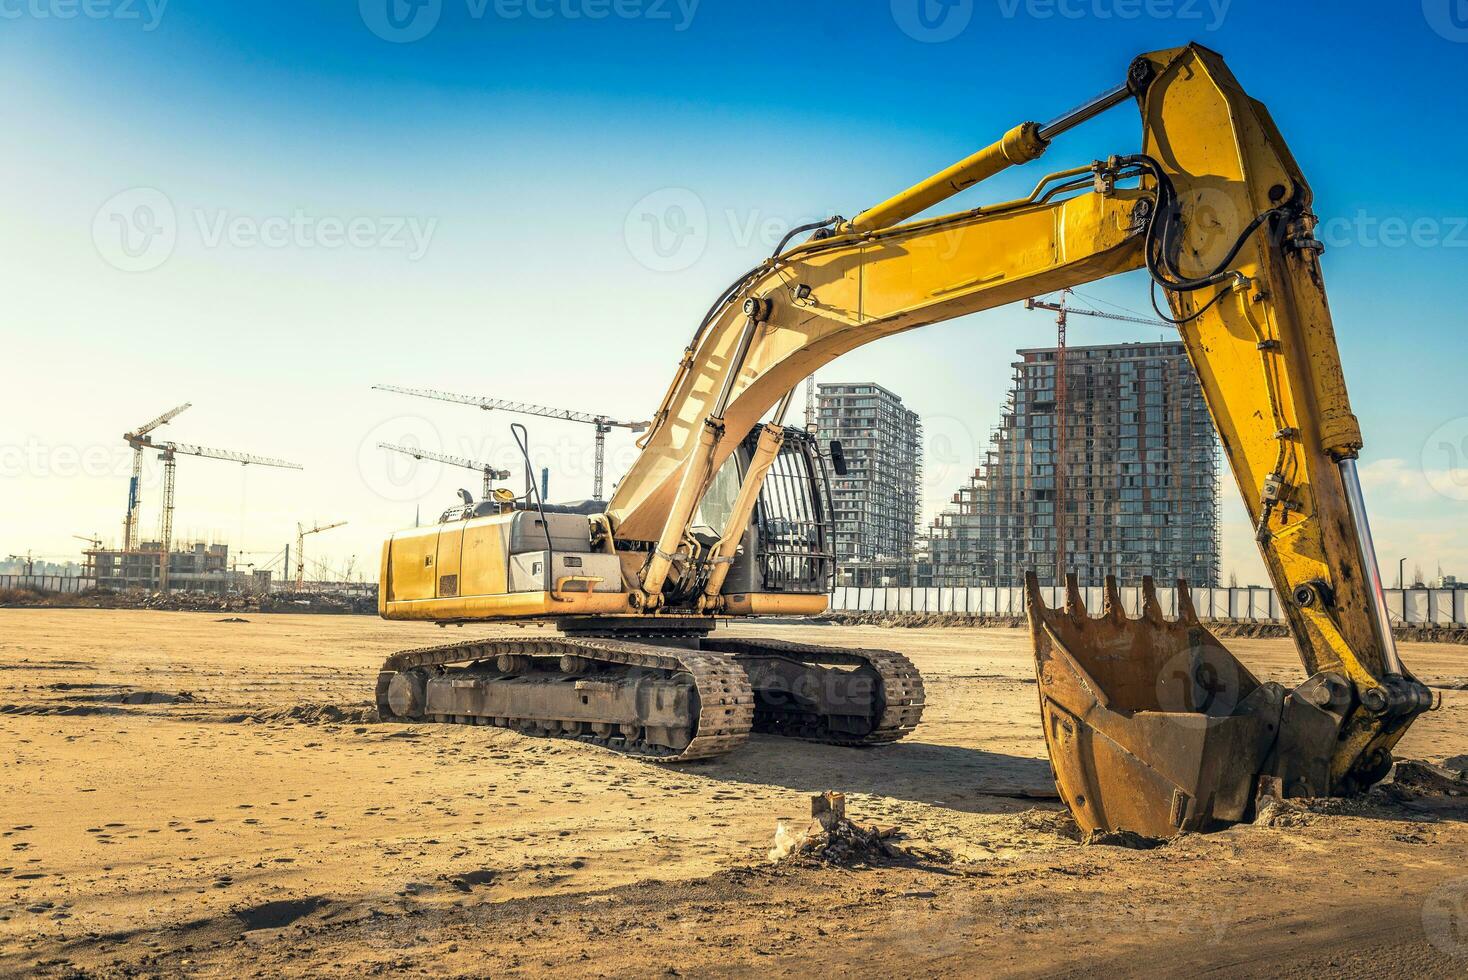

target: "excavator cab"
[686,426,836,602]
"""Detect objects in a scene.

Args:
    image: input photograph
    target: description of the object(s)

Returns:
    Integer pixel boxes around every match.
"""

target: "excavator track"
[374,633,926,758]
[701,637,926,746]
[375,636,755,762]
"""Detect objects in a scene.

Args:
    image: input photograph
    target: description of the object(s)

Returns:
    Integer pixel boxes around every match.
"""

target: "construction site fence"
[829,584,1468,627]
[0,575,97,594]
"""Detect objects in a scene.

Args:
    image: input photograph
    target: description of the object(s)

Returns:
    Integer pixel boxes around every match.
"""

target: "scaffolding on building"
[928,342,1221,588]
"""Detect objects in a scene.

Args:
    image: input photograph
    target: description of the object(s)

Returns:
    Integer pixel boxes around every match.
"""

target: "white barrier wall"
[0,575,97,594]
[829,585,1468,627]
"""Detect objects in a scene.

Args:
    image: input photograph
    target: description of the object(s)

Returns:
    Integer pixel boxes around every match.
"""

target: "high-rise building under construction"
[815,382,922,585]
[928,341,1219,588]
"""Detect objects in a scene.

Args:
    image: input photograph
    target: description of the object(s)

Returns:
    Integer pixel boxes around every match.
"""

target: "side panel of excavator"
[380,510,631,621]
[379,429,837,622]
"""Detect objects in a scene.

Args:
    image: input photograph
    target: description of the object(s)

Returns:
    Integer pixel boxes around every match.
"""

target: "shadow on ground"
[691,736,1057,814]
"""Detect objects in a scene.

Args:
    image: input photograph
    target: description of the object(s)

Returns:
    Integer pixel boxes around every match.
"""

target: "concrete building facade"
[928,341,1219,588]
[815,382,922,586]
[90,542,231,593]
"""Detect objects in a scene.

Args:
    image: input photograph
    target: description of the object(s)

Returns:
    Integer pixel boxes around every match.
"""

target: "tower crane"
[1024,292,1169,586]
[73,535,102,579]
[378,442,511,501]
[154,442,303,592]
[372,384,648,500]
[1024,293,1169,328]
[295,521,347,591]
[7,553,36,577]
[121,402,191,553]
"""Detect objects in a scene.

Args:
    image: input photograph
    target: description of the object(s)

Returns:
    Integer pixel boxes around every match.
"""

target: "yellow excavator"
[375,44,1432,837]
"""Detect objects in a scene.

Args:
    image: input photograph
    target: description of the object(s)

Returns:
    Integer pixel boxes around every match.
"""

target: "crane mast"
[121,402,191,554]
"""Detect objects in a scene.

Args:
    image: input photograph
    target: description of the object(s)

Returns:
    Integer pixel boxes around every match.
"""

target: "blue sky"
[2,1,1465,584]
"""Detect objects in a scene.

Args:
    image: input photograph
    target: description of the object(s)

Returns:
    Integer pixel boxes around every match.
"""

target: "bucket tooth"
[1064,572,1087,619]
[1177,579,1201,626]
[1023,570,1047,615]
[1028,570,1285,839]
[1140,575,1165,626]
[1102,575,1125,624]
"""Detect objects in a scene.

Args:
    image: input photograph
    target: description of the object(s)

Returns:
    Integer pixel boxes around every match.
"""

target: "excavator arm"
[607,43,1431,833]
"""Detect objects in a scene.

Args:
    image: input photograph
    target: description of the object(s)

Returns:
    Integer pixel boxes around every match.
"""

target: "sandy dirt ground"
[3,608,1467,977]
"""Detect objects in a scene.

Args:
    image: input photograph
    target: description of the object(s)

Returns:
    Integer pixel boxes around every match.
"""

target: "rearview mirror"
[829,440,848,476]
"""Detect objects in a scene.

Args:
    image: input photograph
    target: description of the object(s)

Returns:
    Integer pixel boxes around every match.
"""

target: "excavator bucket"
[1027,573,1288,839]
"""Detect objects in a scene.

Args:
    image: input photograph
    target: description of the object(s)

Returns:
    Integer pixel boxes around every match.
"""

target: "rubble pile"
[1251,760,1468,829]
[1382,759,1468,799]
[769,793,910,867]
[822,612,1028,629]
[0,587,377,615]
[135,592,270,612]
